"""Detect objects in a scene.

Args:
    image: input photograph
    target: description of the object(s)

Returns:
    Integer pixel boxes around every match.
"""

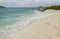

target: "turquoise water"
[0,7,57,39]
[0,7,55,39]
[0,8,39,38]
[1,7,44,39]
[0,8,35,28]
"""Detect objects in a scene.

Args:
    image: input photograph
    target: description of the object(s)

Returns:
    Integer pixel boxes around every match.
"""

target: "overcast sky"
[0,0,60,7]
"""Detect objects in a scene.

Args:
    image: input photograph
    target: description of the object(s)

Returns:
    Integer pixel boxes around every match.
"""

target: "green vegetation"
[45,5,60,10]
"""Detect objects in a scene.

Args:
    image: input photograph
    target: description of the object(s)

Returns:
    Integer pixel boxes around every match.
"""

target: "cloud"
[0,0,60,7]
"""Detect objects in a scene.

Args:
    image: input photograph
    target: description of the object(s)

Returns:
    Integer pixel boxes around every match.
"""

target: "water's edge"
[1,11,57,39]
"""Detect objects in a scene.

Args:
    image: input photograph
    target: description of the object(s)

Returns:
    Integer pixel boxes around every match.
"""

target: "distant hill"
[0,6,6,8]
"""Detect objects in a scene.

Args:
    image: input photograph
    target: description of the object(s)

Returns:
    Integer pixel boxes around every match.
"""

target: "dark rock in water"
[37,6,46,11]
[0,6,6,8]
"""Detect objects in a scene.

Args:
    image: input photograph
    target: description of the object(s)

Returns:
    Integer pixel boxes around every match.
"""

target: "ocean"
[0,7,41,38]
[0,7,54,39]
[0,8,35,27]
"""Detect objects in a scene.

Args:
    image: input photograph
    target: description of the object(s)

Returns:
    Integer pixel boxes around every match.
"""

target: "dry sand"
[6,10,60,39]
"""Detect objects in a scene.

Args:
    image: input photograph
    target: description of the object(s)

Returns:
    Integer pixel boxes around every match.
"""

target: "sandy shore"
[6,10,60,39]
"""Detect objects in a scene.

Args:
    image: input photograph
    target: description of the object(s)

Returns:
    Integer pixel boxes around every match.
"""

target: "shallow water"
[0,7,55,39]
[0,8,35,27]
[0,7,40,39]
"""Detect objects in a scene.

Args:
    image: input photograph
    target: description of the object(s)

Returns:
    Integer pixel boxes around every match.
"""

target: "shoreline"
[1,10,60,39]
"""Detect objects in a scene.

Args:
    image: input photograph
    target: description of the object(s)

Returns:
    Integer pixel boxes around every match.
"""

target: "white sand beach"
[6,10,60,39]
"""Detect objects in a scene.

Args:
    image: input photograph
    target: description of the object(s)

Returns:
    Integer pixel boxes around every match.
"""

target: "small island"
[0,6,6,8]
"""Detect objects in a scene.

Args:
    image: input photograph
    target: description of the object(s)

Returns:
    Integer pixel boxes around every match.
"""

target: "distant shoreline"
[45,5,60,10]
[0,6,6,8]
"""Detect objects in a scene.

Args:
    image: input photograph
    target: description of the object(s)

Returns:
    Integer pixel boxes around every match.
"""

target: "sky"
[0,0,60,7]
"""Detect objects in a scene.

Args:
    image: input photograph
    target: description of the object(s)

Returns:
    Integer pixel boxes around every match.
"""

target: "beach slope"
[6,10,60,39]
